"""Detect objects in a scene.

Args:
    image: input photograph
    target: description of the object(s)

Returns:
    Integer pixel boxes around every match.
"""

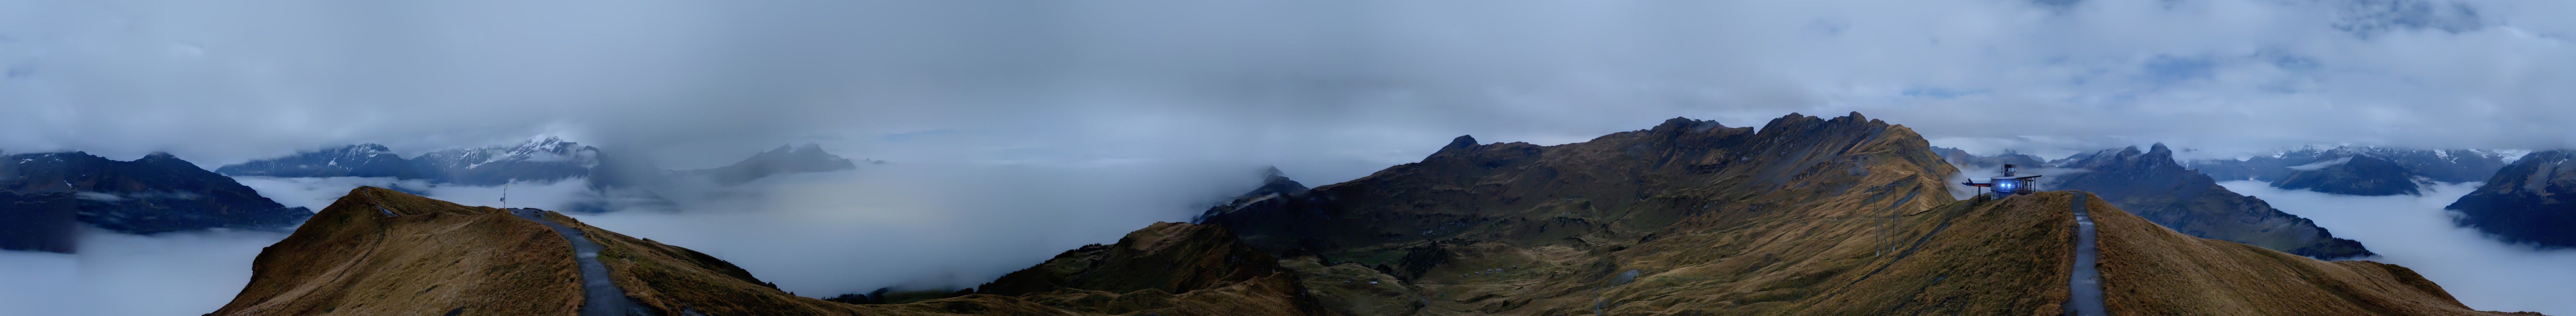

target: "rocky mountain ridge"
[217,137,614,186]
[2190,146,2510,195]
[0,152,311,253]
[2445,150,2576,248]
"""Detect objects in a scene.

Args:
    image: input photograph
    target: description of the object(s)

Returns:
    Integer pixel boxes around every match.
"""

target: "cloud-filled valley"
[2224,181,2576,315]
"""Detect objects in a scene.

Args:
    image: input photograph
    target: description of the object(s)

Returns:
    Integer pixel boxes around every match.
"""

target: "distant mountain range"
[0,152,311,253]
[2446,150,2576,248]
[220,138,866,187]
[2189,146,2513,196]
[217,137,617,186]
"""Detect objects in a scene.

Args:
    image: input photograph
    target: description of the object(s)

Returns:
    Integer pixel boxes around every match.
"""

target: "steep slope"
[213,144,423,179]
[682,144,861,185]
[213,187,586,316]
[2445,150,2576,248]
[2080,192,2538,316]
[0,152,311,252]
[2274,155,2422,196]
[2047,144,2372,259]
[214,187,1328,316]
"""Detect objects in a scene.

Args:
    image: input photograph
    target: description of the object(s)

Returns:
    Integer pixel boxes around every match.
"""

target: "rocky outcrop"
[2047,144,2373,259]
[2446,150,2576,248]
[680,144,860,185]
[0,152,310,252]
[2274,155,2423,196]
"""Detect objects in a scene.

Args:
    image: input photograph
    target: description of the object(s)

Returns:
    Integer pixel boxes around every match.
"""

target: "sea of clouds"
[2223,180,2576,315]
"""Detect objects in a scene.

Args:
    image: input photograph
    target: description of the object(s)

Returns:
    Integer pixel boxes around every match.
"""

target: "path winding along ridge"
[514,208,649,316]
[2066,194,2109,316]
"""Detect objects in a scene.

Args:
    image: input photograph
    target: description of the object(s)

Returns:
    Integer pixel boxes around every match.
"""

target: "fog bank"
[0,228,288,316]
[2224,181,2576,315]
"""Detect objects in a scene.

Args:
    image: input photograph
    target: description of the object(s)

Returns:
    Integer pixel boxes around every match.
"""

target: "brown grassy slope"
[1575,189,2079,316]
[2084,192,2545,316]
[212,186,582,316]
[1261,185,2070,316]
[1200,113,2000,315]
[975,222,1337,316]
[557,215,1336,316]
[218,186,1328,316]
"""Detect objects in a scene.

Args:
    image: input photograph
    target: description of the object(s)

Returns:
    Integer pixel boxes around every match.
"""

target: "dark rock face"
[0,190,78,253]
[2047,144,2373,259]
[0,152,312,252]
[213,144,422,179]
[2192,147,2508,185]
[2274,155,2423,196]
[681,144,858,185]
[2445,150,2576,248]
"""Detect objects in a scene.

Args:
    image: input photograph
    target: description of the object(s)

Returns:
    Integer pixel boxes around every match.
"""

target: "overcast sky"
[4,0,2574,181]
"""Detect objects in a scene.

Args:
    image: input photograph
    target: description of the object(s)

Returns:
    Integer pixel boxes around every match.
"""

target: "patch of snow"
[74,192,124,202]
[2497,150,2536,163]
[2286,157,2352,171]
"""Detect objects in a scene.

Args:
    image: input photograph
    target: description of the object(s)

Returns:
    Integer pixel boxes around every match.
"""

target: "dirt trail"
[2067,193,2109,316]
[513,208,648,316]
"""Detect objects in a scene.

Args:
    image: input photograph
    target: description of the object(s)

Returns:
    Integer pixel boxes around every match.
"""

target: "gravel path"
[514,208,649,316]
[2066,195,2109,316]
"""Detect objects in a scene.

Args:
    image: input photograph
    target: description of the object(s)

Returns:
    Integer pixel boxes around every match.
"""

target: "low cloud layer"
[2224,181,2576,315]
[0,228,289,316]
